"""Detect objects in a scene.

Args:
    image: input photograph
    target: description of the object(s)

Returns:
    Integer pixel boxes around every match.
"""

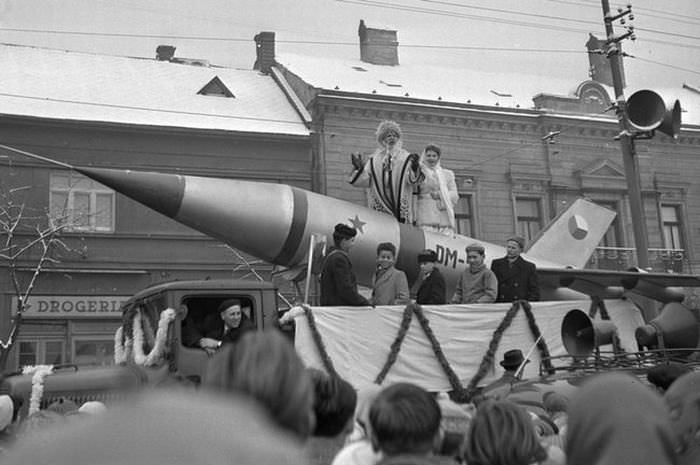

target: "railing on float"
[587,247,688,273]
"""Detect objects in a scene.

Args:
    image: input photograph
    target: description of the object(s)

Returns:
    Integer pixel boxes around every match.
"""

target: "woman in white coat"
[415,144,458,236]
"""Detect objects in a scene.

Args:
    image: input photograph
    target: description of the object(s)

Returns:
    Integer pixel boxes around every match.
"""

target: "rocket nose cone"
[76,167,185,218]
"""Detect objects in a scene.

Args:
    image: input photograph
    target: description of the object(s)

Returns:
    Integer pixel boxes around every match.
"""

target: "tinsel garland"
[21,364,54,416]
[302,305,338,378]
[374,305,414,384]
[113,308,175,366]
[466,300,554,396]
[132,308,176,366]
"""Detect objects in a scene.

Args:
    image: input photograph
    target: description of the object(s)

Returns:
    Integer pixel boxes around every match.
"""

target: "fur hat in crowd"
[0,395,13,431]
[507,236,526,250]
[375,120,402,143]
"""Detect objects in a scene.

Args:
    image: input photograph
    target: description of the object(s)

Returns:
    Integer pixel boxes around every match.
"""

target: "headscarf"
[566,372,677,465]
[664,371,700,465]
[420,147,455,230]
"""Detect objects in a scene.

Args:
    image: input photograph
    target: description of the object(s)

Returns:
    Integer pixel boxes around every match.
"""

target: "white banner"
[294,300,645,392]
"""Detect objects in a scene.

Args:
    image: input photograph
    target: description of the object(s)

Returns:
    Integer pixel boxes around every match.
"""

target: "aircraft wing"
[538,267,700,303]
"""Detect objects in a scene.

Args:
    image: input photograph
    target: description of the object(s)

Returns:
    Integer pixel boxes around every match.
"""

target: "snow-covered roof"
[0,44,310,137]
[277,52,700,127]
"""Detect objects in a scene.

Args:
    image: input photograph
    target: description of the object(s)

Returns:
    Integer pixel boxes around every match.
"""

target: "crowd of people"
[320,222,539,308]
[1,330,698,465]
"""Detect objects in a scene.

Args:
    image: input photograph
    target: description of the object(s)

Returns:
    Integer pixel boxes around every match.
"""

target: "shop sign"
[11,295,128,319]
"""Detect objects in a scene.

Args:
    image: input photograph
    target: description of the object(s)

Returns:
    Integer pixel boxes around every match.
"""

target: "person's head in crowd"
[436,395,473,459]
[422,144,441,169]
[465,243,486,271]
[566,372,676,465]
[648,362,692,393]
[78,401,107,416]
[500,349,528,375]
[506,236,525,260]
[376,242,398,271]
[376,120,402,150]
[308,369,357,438]
[218,298,243,329]
[369,383,442,457]
[333,223,358,251]
[463,400,547,465]
[346,384,383,444]
[46,397,79,416]
[204,330,314,440]
[664,371,700,465]
[417,249,439,275]
[3,390,307,465]
[0,395,13,432]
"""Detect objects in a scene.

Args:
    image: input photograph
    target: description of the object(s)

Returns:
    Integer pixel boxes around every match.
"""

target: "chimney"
[586,34,625,88]
[156,45,176,61]
[254,31,276,74]
[358,20,399,66]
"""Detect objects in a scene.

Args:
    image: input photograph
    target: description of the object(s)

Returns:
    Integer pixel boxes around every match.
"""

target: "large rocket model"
[72,166,614,295]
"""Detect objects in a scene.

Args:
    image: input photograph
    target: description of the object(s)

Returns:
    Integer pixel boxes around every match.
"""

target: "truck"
[0,278,289,419]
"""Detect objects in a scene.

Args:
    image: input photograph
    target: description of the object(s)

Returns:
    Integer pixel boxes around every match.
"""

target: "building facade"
[0,44,311,371]
[257,23,700,275]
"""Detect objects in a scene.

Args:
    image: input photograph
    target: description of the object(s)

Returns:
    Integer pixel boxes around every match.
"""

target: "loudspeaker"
[627,90,681,139]
[635,302,699,350]
[561,309,618,357]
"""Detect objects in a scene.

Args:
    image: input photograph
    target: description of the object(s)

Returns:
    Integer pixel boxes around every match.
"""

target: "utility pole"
[599,1,649,269]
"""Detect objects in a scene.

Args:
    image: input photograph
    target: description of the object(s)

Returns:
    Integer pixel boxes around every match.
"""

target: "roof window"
[198,76,235,98]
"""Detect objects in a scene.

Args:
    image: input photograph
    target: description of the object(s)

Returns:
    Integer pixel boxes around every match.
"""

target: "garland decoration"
[466,301,521,395]
[113,308,176,367]
[302,304,338,378]
[21,364,54,416]
[374,305,414,384]
[466,300,554,396]
[520,301,554,375]
[411,304,469,401]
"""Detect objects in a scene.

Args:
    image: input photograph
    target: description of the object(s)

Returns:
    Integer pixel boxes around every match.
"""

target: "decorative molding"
[575,158,628,192]
[655,172,689,199]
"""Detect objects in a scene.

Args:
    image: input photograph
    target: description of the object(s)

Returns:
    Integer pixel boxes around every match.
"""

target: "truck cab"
[0,279,286,419]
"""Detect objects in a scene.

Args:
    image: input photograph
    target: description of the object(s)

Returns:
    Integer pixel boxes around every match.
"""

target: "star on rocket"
[348,214,367,233]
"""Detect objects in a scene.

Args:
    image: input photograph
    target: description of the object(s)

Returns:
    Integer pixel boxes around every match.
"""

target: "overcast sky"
[1,0,698,90]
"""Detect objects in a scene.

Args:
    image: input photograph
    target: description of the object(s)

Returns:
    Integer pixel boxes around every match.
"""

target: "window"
[455,194,474,237]
[661,204,684,249]
[73,337,115,366]
[50,172,115,232]
[516,198,542,241]
[594,200,622,247]
[180,295,256,348]
[16,340,65,368]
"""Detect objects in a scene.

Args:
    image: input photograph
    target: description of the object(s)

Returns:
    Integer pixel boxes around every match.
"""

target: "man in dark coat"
[490,236,539,303]
[414,249,446,305]
[182,298,255,355]
[320,223,370,306]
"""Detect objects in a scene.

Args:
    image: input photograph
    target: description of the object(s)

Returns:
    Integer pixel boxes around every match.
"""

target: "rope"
[302,305,338,378]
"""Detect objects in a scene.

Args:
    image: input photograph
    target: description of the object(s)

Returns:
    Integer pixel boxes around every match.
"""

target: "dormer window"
[197,76,235,98]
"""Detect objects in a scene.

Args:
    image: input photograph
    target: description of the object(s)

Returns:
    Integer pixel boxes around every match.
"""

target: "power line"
[0,27,583,53]
[634,56,700,76]
[542,0,700,25]
[336,0,700,49]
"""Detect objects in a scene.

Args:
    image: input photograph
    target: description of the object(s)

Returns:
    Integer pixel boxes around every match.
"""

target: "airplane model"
[5,144,700,308]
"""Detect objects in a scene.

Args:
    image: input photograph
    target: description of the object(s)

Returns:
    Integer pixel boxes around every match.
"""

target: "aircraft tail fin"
[525,199,616,269]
